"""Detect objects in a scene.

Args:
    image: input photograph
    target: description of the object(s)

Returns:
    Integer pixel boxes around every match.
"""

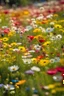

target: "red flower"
[27,36,34,40]
[47,69,57,75]
[56,67,64,72]
[39,39,45,43]
[4,10,9,14]
[4,28,9,34]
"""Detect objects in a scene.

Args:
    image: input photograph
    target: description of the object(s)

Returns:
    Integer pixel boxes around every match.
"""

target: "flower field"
[0,0,64,96]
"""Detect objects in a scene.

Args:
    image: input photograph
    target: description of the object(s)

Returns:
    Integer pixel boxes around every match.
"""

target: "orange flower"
[15,80,26,86]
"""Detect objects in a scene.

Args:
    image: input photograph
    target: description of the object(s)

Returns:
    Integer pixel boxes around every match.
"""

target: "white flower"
[34,44,41,51]
[50,59,55,63]
[50,36,56,41]
[4,84,15,90]
[46,14,53,19]
[53,75,63,81]
[22,56,28,59]
[54,57,60,62]
[28,50,35,53]
[17,42,22,45]
[8,65,19,72]
[31,66,40,72]
[22,59,32,64]
[13,48,20,52]
[56,34,62,40]
[10,91,15,94]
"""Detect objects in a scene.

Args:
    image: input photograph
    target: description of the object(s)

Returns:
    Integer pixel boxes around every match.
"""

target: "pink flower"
[56,67,64,72]
[47,69,57,75]
[4,28,10,34]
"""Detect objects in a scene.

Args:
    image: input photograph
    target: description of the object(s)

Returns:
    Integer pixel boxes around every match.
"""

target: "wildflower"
[54,24,62,29]
[2,37,9,42]
[43,41,51,46]
[60,59,64,66]
[4,84,15,90]
[39,59,50,66]
[34,44,41,51]
[46,27,54,33]
[33,28,41,33]
[56,34,62,40]
[18,46,26,52]
[53,75,62,81]
[8,65,19,72]
[31,58,37,64]
[50,59,55,63]
[47,69,57,75]
[31,66,40,72]
[25,70,34,75]
[0,84,4,88]
[56,66,64,72]
[15,80,26,86]
[48,84,55,89]
[22,59,32,64]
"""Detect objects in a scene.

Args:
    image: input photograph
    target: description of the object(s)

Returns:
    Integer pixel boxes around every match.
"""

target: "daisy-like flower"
[50,59,55,63]
[53,75,63,81]
[31,66,40,72]
[34,44,41,51]
[56,34,62,40]
[22,59,32,64]
[46,27,54,33]
[4,84,15,90]
[54,57,60,62]
[2,37,9,42]
[50,36,56,41]
[39,59,50,66]
[8,65,19,72]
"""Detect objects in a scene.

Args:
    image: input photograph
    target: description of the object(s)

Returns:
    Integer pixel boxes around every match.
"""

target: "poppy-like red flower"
[27,35,34,40]
[4,28,9,34]
[4,10,9,14]
[56,66,64,72]
[60,0,64,4]
[39,39,45,43]
[47,69,57,75]
[14,21,20,26]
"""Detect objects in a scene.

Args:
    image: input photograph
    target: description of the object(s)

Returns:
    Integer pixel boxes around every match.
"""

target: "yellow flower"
[48,84,55,89]
[33,28,41,33]
[8,31,15,37]
[2,37,9,42]
[34,35,43,40]
[39,59,50,66]
[36,20,42,25]
[11,42,17,47]
[31,58,38,64]
[59,29,64,33]
[54,24,62,29]
[43,41,51,46]
[60,59,64,66]
[51,89,56,94]
[3,43,8,48]
[23,10,30,15]
[18,46,26,52]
